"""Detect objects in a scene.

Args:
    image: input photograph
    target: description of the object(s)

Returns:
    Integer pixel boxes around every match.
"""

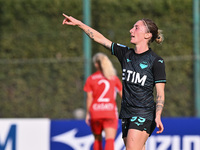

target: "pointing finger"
[63,13,69,18]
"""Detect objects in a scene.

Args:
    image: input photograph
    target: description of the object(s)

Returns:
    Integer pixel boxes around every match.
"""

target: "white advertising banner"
[0,119,50,150]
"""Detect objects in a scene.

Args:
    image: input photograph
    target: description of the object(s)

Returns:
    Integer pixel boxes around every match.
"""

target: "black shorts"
[121,116,156,138]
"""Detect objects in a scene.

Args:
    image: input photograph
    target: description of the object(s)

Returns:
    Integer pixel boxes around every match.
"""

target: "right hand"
[155,116,164,134]
[62,13,81,26]
[85,113,90,126]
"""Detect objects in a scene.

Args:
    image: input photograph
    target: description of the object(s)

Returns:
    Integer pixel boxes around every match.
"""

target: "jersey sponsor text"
[122,69,147,86]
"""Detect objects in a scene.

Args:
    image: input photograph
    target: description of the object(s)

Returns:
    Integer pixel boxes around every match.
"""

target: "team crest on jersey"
[140,61,148,69]
[158,59,164,63]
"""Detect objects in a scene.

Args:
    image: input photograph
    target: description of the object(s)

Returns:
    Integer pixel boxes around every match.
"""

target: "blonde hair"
[155,29,164,44]
[93,53,116,80]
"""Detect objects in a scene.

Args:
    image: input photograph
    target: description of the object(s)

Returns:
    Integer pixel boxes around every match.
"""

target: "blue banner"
[50,118,200,150]
[147,118,200,150]
[0,118,200,150]
[50,120,125,150]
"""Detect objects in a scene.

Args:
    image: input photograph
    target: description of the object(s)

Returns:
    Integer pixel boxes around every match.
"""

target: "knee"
[126,147,138,150]
[126,143,145,150]
[94,134,102,141]
[125,142,139,150]
[126,145,134,150]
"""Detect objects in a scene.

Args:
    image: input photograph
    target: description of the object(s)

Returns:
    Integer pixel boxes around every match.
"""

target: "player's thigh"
[126,129,149,150]
[90,119,103,140]
[104,127,117,139]
[123,136,145,149]
[103,118,118,139]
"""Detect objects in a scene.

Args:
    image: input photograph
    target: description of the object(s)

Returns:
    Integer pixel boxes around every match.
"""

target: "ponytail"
[142,18,164,44]
[93,53,116,80]
[155,29,164,44]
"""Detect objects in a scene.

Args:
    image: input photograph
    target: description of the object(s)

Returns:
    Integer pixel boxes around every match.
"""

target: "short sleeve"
[153,57,166,84]
[111,43,130,63]
[83,77,93,92]
[115,76,122,92]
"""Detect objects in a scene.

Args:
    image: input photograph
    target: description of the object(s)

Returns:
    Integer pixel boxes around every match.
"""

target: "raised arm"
[62,13,112,49]
[155,83,165,134]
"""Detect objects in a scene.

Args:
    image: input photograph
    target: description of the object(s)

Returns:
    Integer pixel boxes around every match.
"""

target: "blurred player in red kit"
[84,53,122,150]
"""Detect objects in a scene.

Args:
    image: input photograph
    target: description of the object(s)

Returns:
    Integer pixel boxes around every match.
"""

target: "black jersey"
[111,43,166,121]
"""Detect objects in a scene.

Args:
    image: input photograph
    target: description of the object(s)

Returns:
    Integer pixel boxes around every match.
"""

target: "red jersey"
[84,71,122,119]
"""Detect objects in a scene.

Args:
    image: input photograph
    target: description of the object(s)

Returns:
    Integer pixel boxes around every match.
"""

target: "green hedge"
[0,0,194,118]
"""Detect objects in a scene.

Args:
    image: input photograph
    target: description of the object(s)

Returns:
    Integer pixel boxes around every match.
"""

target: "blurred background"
[0,0,198,119]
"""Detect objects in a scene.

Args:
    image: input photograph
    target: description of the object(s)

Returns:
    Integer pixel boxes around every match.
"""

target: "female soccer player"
[62,14,166,150]
[84,53,122,150]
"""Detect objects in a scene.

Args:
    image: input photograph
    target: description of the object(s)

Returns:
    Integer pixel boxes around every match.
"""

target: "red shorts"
[90,118,118,134]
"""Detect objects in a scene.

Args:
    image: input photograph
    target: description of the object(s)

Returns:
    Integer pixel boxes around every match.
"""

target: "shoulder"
[151,51,166,73]
[89,71,104,80]
[149,50,165,63]
[149,49,160,57]
[112,75,121,81]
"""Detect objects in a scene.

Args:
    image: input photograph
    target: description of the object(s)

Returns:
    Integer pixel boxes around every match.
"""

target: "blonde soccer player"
[84,53,122,150]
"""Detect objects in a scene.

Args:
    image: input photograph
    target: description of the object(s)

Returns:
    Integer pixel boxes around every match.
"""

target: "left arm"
[155,83,165,134]
[115,77,123,99]
[85,92,93,126]
[118,90,122,99]
[62,13,112,49]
